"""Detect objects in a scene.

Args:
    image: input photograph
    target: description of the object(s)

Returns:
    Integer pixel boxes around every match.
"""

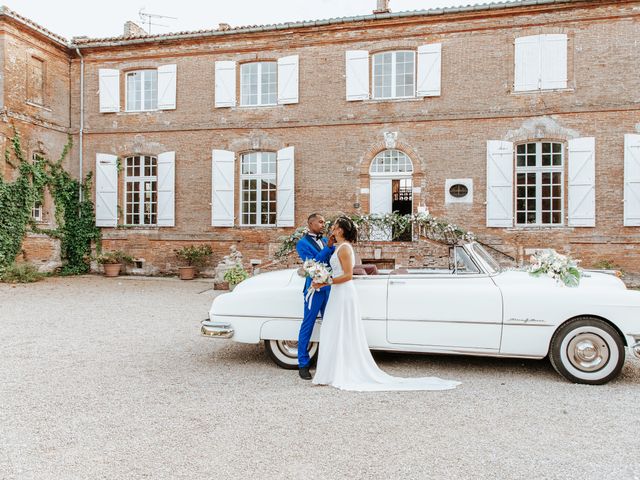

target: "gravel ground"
[1,276,639,480]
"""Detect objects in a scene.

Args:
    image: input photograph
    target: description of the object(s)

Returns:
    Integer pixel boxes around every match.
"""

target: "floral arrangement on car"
[297,259,332,308]
[527,250,582,287]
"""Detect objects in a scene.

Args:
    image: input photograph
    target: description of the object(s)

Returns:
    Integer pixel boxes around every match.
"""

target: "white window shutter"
[95,154,118,227]
[540,34,567,90]
[486,141,514,227]
[212,150,235,227]
[514,36,540,92]
[417,43,442,97]
[157,151,176,227]
[624,134,640,226]
[345,50,369,101]
[157,64,177,110]
[277,55,299,105]
[98,69,120,113]
[276,146,295,227]
[214,61,237,108]
[568,137,596,227]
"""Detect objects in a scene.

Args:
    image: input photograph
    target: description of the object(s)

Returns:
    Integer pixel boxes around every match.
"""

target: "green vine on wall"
[0,129,101,275]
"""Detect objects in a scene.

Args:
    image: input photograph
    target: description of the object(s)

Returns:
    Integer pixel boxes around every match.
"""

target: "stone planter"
[103,263,122,277]
[178,266,197,280]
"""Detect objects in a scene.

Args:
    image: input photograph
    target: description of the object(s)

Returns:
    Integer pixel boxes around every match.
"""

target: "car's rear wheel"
[549,317,625,385]
[264,339,318,369]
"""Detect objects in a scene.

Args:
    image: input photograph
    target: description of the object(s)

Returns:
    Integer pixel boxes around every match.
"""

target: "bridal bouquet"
[527,250,582,287]
[298,259,332,308]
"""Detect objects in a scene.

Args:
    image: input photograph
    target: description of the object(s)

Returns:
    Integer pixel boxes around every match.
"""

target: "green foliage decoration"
[0,129,101,276]
[174,244,213,267]
[0,262,44,283]
[274,211,476,259]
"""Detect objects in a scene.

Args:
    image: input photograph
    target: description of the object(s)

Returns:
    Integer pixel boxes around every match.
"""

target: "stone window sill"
[510,88,575,96]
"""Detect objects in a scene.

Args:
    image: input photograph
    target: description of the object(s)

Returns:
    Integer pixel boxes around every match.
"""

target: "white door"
[386,252,503,350]
[369,178,392,240]
[353,276,389,349]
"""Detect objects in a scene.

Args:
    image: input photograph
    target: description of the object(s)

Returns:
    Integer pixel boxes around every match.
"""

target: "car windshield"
[471,243,501,274]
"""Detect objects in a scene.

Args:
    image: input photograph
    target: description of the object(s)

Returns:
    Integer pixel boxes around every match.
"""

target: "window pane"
[373,52,393,99]
[241,63,259,106]
[395,51,414,97]
[144,70,158,110]
[127,72,141,111]
[260,62,277,105]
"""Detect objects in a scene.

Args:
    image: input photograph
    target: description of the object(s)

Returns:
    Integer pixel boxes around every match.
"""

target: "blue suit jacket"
[296,234,335,293]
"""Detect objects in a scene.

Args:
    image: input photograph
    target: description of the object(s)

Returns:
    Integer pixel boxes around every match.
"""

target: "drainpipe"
[75,47,84,201]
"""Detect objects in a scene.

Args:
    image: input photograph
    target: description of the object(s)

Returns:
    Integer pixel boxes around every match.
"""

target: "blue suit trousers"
[298,286,330,368]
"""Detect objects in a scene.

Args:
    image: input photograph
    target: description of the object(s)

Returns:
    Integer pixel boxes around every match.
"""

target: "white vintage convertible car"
[201,242,640,384]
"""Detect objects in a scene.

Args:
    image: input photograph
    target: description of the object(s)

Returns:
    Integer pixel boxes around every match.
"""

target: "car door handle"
[389,280,406,285]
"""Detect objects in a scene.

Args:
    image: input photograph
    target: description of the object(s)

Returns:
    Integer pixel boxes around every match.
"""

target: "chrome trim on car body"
[201,320,234,338]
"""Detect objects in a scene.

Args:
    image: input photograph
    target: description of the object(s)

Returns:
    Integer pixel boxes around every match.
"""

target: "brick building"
[2,0,640,275]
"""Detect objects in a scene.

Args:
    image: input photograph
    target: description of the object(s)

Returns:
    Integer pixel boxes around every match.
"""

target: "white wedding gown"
[313,243,461,391]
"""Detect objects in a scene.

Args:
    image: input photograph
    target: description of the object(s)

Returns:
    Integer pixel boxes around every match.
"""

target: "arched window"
[369,149,414,176]
[368,150,414,241]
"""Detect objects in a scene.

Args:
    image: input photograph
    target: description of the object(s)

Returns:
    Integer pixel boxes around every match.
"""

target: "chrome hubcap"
[567,333,609,372]
[278,340,299,358]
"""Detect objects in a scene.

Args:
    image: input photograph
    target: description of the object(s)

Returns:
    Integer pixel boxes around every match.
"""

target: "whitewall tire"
[549,317,625,385]
[264,339,318,370]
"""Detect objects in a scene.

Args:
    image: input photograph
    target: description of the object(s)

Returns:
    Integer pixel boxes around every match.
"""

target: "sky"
[5,0,488,40]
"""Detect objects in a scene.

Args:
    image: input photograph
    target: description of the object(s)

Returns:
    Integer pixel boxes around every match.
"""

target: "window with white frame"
[32,202,43,222]
[240,62,277,106]
[126,70,158,111]
[515,142,564,225]
[369,149,414,175]
[372,51,415,99]
[124,155,158,225]
[240,152,276,226]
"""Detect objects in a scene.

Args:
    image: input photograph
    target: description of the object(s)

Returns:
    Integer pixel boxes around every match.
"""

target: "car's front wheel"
[549,317,625,385]
[264,339,318,369]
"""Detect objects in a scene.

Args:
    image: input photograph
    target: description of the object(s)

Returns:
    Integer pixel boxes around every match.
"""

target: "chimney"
[374,0,391,14]
[123,21,148,37]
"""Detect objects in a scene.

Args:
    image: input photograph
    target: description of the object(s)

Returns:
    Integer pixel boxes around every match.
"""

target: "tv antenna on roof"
[138,7,177,34]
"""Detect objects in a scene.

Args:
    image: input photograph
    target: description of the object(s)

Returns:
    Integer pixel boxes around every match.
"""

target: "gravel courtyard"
[1,277,639,480]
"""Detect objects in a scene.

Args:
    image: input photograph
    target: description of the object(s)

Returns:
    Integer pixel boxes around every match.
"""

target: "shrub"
[94,250,134,265]
[175,245,213,267]
[224,264,249,285]
[1,263,44,283]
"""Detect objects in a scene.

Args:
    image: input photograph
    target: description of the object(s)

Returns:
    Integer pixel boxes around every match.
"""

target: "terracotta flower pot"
[178,266,197,280]
[103,263,122,277]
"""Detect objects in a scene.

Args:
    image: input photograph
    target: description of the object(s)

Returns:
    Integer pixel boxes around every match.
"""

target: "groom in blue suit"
[295,213,335,380]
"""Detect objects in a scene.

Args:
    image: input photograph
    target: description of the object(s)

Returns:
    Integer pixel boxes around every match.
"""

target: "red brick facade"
[3,1,640,277]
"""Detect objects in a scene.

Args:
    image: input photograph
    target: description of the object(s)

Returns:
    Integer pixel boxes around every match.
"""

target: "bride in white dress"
[311,216,461,392]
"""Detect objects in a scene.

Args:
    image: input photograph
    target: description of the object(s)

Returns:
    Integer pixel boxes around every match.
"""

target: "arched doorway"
[369,149,414,240]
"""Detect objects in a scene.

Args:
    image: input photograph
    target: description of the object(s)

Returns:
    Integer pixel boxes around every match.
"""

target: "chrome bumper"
[631,342,640,359]
[201,319,234,339]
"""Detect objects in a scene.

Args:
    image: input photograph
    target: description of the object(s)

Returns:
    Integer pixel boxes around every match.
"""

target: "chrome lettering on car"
[508,318,547,324]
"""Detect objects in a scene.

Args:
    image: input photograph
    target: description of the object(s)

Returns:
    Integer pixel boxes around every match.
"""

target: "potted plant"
[223,264,250,290]
[95,250,134,277]
[174,245,213,280]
